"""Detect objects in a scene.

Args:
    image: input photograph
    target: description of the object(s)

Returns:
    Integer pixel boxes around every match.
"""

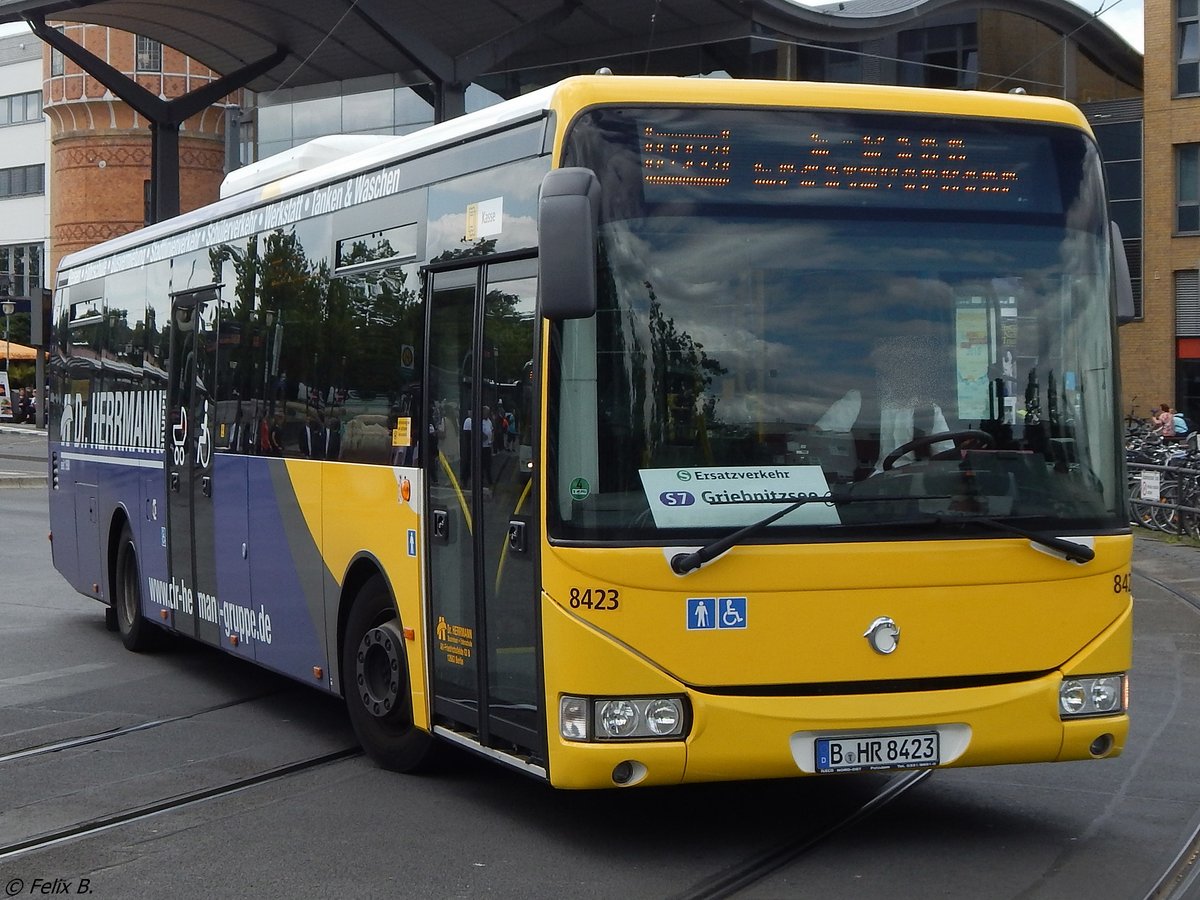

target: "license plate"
[815,731,940,773]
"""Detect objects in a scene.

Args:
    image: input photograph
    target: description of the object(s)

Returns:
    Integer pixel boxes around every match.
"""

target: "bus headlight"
[1060,674,1125,718]
[598,700,639,738]
[559,695,688,742]
[645,698,682,735]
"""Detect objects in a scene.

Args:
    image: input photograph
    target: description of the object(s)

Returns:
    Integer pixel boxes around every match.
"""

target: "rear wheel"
[113,523,156,651]
[1151,477,1182,533]
[1129,477,1154,530]
[1182,475,1200,540]
[342,573,437,772]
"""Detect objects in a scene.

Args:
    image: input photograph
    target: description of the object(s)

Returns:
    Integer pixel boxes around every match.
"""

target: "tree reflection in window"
[208,228,424,463]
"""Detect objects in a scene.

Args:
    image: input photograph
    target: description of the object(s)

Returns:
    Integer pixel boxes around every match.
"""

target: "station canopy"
[0,0,1142,96]
[0,0,1140,223]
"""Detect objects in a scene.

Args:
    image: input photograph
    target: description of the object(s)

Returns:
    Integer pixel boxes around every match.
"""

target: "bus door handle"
[201,475,212,498]
[507,518,528,554]
[432,509,450,544]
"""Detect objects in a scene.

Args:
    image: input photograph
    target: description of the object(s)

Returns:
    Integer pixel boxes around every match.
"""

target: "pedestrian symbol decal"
[688,598,715,629]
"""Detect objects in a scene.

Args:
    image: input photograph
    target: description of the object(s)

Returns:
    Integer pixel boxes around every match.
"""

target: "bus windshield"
[550,105,1123,543]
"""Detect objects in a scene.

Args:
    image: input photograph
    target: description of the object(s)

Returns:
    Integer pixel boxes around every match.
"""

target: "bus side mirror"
[1111,221,1135,326]
[539,167,600,320]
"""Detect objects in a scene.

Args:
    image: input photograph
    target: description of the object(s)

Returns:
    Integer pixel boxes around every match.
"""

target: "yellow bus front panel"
[540,537,1131,789]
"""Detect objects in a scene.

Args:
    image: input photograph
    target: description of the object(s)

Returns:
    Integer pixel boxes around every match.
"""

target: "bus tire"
[342,574,437,772]
[113,523,155,651]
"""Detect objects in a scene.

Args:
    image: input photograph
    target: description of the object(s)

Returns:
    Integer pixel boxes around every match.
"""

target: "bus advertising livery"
[48,76,1132,789]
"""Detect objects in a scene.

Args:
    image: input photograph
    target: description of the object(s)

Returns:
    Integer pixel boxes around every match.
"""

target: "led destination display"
[636,113,1065,214]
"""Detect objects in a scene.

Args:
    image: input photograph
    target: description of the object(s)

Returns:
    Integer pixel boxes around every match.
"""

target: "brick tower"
[42,24,238,279]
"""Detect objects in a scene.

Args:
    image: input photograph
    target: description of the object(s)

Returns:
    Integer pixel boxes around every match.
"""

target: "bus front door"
[426,257,541,761]
[165,288,221,645]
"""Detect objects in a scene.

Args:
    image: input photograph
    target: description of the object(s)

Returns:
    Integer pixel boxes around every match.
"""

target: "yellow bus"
[48,75,1132,788]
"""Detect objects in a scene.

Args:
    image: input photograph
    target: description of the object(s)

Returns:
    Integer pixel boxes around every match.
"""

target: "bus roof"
[56,75,1091,280]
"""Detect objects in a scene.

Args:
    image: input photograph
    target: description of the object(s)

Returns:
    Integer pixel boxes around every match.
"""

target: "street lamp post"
[1,299,13,374]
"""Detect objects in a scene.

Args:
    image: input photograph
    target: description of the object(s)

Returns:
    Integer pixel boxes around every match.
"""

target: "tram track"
[1132,563,1200,900]
[0,689,287,765]
[0,684,360,863]
[669,769,933,900]
[1133,564,1200,616]
[1143,816,1200,900]
[0,746,361,863]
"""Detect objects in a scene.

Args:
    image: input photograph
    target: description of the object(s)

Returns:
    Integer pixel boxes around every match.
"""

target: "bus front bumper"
[546,673,1128,789]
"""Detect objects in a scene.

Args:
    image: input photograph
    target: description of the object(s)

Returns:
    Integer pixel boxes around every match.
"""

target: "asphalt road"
[1,439,1198,898]
[0,425,45,485]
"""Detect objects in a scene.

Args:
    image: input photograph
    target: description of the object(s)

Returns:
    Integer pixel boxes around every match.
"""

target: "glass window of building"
[292,96,341,140]
[1178,144,1200,234]
[0,244,44,298]
[50,27,64,77]
[1180,0,1200,94]
[898,23,978,89]
[136,35,162,73]
[248,83,502,162]
[801,44,864,82]
[342,89,394,134]
[395,87,434,128]
[0,91,41,126]
[0,165,43,199]
[255,103,292,160]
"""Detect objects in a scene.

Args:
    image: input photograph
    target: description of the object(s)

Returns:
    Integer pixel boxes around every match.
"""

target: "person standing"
[480,405,495,487]
[505,409,517,450]
[15,387,30,423]
[427,403,445,483]
[461,407,494,487]
[1153,403,1176,439]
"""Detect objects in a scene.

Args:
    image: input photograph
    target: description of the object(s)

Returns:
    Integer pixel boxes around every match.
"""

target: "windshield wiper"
[669,493,950,575]
[841,512,1096,564]
[929,513,1095,563]
[668,496,1094,575]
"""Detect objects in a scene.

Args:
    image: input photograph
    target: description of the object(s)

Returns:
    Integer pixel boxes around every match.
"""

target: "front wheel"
[341,574,437,772]
[113,523,157,651]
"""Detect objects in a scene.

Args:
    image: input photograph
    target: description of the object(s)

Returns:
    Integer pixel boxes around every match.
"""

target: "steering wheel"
[881,429,995,471]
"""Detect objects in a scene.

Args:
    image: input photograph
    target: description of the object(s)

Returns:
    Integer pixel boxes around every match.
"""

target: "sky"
[0,0,1145,58]
[1094,0,1144,52]
[1046,0,1144,52]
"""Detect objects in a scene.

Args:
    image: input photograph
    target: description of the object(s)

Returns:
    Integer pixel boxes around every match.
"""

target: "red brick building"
[42,24,237,278]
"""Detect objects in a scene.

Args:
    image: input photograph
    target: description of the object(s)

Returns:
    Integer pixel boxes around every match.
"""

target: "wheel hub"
[355,622,405,718]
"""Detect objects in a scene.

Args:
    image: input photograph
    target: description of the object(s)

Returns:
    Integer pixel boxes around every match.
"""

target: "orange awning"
[0,341,39,361]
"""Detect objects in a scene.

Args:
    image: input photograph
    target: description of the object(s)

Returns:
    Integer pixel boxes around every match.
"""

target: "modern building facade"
[1140,0,1200,422]
[0,30,47,311]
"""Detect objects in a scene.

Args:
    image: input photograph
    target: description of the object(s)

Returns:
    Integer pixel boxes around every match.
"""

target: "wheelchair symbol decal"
[687,597,747,630]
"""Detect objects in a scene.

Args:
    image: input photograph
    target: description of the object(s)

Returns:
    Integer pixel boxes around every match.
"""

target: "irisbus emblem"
[863,616,900,655]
